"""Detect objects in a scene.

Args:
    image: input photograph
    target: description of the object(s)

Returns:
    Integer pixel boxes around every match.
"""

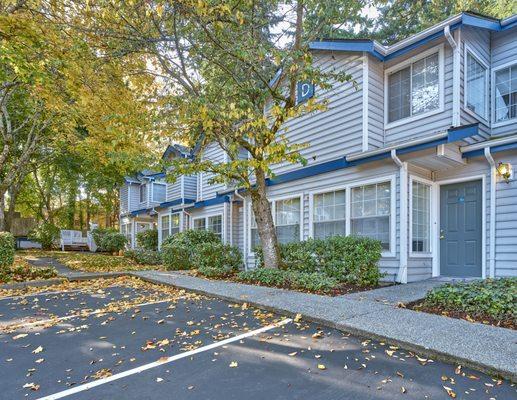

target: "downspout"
[445,25,461,127]
[391,150,408,284]
[234,189,247,270]
[484,148,496,278]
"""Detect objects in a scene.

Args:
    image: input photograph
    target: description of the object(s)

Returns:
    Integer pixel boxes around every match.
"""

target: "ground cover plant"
[411,278,516,329]
[0,256,57,284]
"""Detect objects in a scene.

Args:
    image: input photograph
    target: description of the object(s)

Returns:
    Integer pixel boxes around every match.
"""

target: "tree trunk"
[5,184,19,232]
[251,168,281,269]
[0,191,5,232]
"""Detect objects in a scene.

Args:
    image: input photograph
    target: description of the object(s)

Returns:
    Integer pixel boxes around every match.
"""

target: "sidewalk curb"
[1,278,67,290]
[131,272,517,382]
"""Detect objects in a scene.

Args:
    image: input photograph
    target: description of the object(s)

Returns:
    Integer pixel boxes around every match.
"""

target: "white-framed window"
[385,45,444,128]
[139,184,147,203]
[207,215,223,240]
[410,179,432,254]
[248,196,302,254]
[171,213,180,236]
[193,217,206,231]
[493,61,517,125]
[161,215,170,241]
[120,223,131,243]
[350,181,391,251]
[464,46,488,121]
[312,189,346,239]
[152,182,166,203]
[192,214,223,240]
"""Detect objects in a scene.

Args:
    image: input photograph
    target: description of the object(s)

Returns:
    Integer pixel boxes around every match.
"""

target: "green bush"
[255,236,383,286]
[28,222,60,250]
[237,268,339,293]
[0,264,57,283]
[136,229,158,251]
[124,249,162,265]
[196,242,242,278]
[92,228,127,253]
[161,230,220,270]
[0,232,15,269]
[422,278,517,320]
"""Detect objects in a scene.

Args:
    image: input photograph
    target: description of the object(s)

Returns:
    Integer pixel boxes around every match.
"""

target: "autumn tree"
[47,0,365,268]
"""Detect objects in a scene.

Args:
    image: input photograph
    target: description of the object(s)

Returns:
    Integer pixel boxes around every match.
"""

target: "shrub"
[124,249,162,265]
[136,229,158,251]
[255,235,383,286]
[28,222,60,250]
[237,268,339,293]
[422,278,517,321]
[196,242,242,278]
[161,230,220,270]
[0,232,15,269]
[92,228,127,253]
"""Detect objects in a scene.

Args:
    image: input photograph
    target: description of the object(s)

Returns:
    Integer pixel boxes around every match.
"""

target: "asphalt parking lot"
[0,278,515,400]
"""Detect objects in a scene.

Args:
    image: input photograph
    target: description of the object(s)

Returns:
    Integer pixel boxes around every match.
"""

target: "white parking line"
[37,317,292,400]
[1,298,175,330]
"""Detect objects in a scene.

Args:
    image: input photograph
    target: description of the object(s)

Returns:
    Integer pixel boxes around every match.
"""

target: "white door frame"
[435,175,487,279]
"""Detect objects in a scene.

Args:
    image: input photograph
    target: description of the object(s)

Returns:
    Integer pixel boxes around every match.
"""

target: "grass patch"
[0,256,57,284]
[412,278,516,329]
[18,250,159,273]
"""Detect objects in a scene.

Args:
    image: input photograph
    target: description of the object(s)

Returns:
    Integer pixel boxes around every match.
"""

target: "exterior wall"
[242,160,401,281]
[188,203,229,243]
[460,26,491,140]
[183,175,197,200]
[129,183,140,211]
[272,51,364,175]
[383,38,454,144]
[120,185,129,214]
[367,54,385,149]
[490,28,517,137]
[200,142,226,200]
[166,180,182,202]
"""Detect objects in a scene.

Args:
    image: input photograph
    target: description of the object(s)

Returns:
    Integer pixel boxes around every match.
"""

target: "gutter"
[391,150,408,284]
[461,134,517,154]
[484,148,497,279]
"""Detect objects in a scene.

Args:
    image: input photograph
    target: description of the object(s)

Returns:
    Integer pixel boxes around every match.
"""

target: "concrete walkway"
[25,256,127,280]
[132,270,517,381]
[14,257,517,381]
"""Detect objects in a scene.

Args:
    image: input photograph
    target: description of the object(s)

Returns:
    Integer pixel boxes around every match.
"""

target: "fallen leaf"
[35,358,44,364]
[32,346,43,354]
[13,334,28,340]
[317,364,326,370]
[23,383,40,391]
[443,386,457,398]
[293,313,302,323]
[229,361,238,368]
[288,352,297,357]
[156,377,163,383]
[401,386,407,393]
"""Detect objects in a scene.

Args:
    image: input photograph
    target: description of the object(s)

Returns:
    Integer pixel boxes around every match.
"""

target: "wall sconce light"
[496,162,513,183]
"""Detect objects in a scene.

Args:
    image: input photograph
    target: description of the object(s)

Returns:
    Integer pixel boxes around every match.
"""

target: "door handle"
[439,230,445,240]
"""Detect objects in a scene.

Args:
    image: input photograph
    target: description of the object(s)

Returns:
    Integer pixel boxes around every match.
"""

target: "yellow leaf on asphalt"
[401,386,407,393]
[229,361,238,368]
[293,313,302,322]
[443,386,457,398]
[288,352,297,357]
[13,334,28,340]
[32,346,43,354]
[317,364,326,370]
[35,358,44,364]
[23,383,40,391]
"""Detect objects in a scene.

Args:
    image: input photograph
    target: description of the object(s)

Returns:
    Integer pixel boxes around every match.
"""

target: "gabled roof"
[161,143,192,160]
[309,12,517,62]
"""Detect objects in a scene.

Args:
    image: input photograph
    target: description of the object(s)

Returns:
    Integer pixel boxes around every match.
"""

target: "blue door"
[440,180,482,277]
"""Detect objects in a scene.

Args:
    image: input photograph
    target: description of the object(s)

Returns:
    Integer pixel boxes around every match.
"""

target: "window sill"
[492,118,517,128]
[385,107,444,130]
[463,106,489,126]
[409,252,433,259]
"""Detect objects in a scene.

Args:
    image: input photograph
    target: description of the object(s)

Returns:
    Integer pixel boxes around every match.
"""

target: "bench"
[60,230,88,251]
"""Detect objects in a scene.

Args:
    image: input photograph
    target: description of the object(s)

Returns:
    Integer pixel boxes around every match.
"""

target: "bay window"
[465,50,488,120]
[351,181,391,251]
[411,181,431,253]
[313,190,346,239]
[494,63,517,123]
[387,49,441,124]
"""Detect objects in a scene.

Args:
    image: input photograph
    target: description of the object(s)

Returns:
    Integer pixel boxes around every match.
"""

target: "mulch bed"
[408,301,516,330]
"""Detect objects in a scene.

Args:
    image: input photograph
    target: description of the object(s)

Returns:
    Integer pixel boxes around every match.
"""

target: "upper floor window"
[494,63,517,124]
[139,184,147,203]
[152,182,166,203]
[387,47,442,125]
[465,49,488,120]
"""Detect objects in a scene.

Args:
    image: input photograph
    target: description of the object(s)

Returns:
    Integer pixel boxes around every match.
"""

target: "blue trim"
[184,195,231,210]
[462,141,517,159]
[266,158,349,186]
[158,198,196,209]
[462,14,501,31]
[309,40,384,61]
[130,208,153,217]
[447,123,479,142]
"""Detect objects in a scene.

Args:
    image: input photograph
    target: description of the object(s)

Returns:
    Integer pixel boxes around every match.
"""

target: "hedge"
[28,222,60,250]
[92,228,127,253]
[196,242,242,278]
[124,249,162,265]
[161,230,221,270]
[254,235,383,286]
[136,229,158,251]
[0,232,15,269]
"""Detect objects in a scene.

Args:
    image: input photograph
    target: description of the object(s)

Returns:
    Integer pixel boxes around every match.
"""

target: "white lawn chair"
[60,230,88,251]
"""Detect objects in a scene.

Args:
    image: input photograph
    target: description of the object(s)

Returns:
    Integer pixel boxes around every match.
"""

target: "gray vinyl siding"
[493,151,517,277]
[242,160,400,281]
[200,142,226,200]
[166,180,182,202]
[490,28,517,138]
[129,184,140,211]
[367,55,385,149]
[460,27,491,140]
[384,38,454,144]
[120,185,129,214]
[183,175,197,200]
[271,52,364,175]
